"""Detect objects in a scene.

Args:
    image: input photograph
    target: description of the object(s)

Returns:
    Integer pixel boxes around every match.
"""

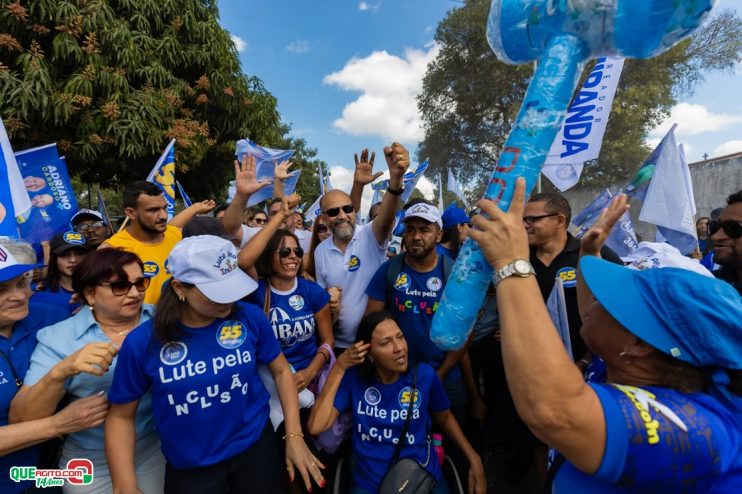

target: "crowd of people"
[0,141,739,494]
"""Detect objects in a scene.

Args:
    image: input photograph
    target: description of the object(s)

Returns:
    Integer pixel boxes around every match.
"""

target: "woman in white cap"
[105,235,325,493]
[468,180,742,493]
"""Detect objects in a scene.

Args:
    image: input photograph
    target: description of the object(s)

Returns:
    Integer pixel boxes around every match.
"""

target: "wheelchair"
[331,454,465,494]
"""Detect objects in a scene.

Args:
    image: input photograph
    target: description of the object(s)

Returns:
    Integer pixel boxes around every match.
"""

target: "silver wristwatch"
[493,259,535,285]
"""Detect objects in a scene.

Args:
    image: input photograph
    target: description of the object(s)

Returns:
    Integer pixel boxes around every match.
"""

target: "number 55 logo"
[557,267,577,287]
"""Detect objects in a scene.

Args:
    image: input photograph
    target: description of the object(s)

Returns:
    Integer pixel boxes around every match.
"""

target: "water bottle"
[432,433,444,466]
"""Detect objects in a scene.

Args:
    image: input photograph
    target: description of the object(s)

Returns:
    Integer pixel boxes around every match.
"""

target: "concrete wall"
[561,152,742,240]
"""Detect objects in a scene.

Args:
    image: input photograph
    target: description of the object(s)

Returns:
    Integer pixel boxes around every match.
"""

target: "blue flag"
[401,159,429,203]
[234,139,297,207]
[0,118,33,238]
[147,139,176,219]
[15,145,78,257]
[175,180,192,207]
[572,188,613,235]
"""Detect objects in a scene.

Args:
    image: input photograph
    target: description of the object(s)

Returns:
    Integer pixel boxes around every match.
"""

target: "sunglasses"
[708,219,742,239]
[317,224,329,233]
[74,221,106,233]
[99,278,151,296]
[522,213,559,225]
[278,247,304,258]
[253,218,267,224]
[325,204,354,218]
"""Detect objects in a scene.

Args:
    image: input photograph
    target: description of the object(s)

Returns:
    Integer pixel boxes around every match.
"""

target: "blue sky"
[219,0,742,210]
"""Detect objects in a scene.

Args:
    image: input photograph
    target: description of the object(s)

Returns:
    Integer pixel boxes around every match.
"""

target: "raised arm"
[576,195,629,321]
[168,200,216,229]
[223,154,272,239]
[468,178,606,474]
[350,149,383,213]
[273,160,294,200]
[371,143,409,244]
[237,194,299,272]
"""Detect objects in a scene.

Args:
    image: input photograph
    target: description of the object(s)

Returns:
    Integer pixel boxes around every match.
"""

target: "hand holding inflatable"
[431,0,716,350]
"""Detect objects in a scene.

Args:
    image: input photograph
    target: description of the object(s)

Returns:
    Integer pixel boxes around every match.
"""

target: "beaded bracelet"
[283,431,304,440]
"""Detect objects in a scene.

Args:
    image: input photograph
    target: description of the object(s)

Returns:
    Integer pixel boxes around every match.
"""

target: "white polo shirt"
[240,225,311,252]
[314,222,387,348]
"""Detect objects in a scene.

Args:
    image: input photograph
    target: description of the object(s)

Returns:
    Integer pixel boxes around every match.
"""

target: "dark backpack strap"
[389,365,418,466]
[384,253,406,306]
[545,451,567,493]
[441,253,454,283]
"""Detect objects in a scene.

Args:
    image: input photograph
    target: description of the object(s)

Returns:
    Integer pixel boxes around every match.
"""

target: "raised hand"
[280,193,301,216]
[353,149,383,186]
[234,154,271,197]
[580,194,630,257]
[192,199,216,214]
[274,160,294,182]
[336,341,370,371]
[382,142,410,181]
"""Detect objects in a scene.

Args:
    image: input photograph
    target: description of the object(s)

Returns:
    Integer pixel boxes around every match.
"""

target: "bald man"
[314,143,410,351]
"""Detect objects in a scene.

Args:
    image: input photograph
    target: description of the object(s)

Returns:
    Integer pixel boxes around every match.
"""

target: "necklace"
[101,326,132,336]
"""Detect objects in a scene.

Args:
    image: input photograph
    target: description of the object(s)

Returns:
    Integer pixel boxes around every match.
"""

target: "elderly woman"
[468,180,742,492]
[0,241,104,494]
[308,311,486,494]
[10,248,164,493]
[106,236,324,493]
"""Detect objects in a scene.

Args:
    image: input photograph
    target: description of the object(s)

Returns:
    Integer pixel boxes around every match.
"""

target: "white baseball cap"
[402,203,442,228]
[167,235,257,303]
[621,242,713,278]
[0,245,39,283]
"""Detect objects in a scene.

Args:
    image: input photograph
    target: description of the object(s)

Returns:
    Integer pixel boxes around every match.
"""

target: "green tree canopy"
[0,0,292,198]
[417,0,742,198]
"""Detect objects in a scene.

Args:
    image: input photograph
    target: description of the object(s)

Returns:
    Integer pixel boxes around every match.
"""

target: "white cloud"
[713,140,742,157]
[323,45,440,143]
[649,102,742,138]
[230,34,247,52]
[286,40,310,53]
[358,1,381,12]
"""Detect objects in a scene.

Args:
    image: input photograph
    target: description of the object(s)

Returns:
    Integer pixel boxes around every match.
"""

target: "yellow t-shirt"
[105,225,182,304]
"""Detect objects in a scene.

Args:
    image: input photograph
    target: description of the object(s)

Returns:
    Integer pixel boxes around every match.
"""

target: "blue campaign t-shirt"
[108,302,281,469]
[31,284,79,315]
[366,257,461,384]
[552,383,742,493]
[334,364,450,493]
[246,278,329,371]
[0,302,69,494]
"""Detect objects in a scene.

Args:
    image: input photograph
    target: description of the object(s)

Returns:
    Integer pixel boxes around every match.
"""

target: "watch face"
[513,259,532,275]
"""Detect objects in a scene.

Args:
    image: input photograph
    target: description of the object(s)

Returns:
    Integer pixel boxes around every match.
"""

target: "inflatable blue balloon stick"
[430,0,716,350]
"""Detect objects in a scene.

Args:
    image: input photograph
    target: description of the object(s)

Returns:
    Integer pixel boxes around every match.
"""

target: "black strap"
[0,350,23,388]
[545,451,567,493]
[389,365,417,466]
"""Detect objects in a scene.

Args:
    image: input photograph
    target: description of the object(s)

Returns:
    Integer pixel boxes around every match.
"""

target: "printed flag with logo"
[146,139,177,219]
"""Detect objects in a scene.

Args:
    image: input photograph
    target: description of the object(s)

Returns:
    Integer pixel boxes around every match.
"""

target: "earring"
[178,295,185,303]
[618,351,632,365]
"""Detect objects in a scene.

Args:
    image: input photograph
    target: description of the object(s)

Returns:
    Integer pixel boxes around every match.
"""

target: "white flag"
[0,118,32,221]
[447,169,467,208]
[306,194,323,224]
[638,126,698,255]
[543,57,624,191]
[437,173,444,212]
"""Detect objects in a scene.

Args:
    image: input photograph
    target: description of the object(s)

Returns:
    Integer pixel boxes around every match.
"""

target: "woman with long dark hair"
[106,236,324,493]
[308,311,486,494]
[32,233,89,314]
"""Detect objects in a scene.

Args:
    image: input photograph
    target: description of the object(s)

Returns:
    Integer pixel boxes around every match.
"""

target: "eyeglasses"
[316,224,329,233]
[99,278,151,296]
[324,204,354,218]
[253,218,267,225]
[708,219,742,239]
[523,213,559,225]
[277,247,304,258]
[74,221,106,233]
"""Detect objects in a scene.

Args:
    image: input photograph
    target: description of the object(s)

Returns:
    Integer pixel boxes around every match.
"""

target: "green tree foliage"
[417,0,742,197]
[0,0,287,198]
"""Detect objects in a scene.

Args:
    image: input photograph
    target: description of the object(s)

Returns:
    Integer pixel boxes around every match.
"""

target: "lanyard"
[0,350,23,388]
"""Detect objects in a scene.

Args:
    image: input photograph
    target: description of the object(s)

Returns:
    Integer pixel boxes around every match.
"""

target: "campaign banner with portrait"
[14,143,79,257]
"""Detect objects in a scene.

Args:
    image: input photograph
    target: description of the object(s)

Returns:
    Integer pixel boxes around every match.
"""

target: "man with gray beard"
[314,143,409,353]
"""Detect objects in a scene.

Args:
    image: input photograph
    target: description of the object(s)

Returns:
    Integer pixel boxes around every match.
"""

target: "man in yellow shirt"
[100,181,213,304]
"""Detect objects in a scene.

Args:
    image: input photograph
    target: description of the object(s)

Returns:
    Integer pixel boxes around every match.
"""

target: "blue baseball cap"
[0,245,40,283]
[580,256,742,370]
[441,206,470,229]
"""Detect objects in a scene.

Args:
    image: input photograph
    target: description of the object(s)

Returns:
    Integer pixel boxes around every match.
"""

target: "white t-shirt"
[239,225,311,252]
[314,222,387,348]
